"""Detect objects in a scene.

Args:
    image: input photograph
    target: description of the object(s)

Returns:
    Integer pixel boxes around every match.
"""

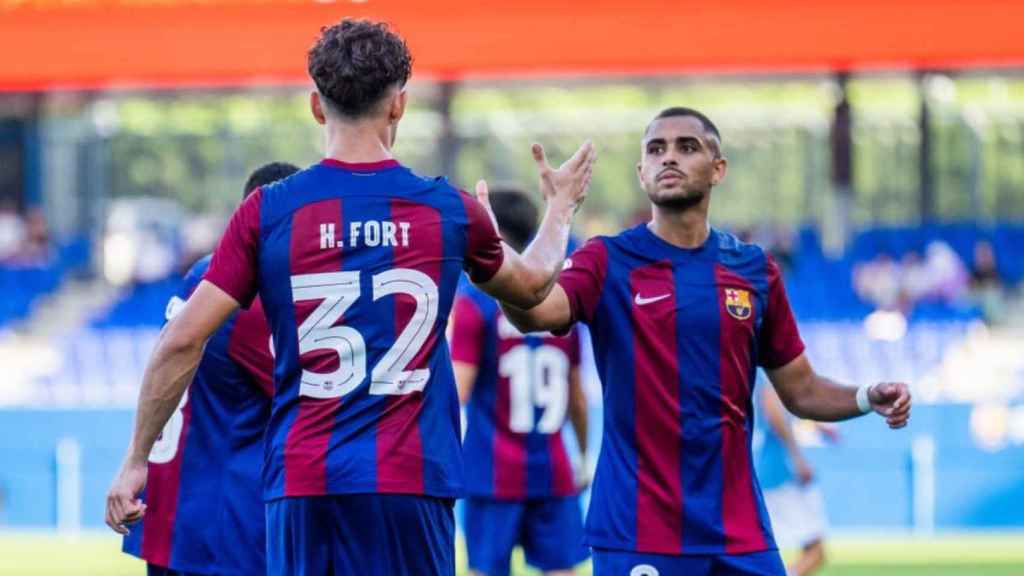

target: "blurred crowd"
[853,239,1011,324]
[0,202,50,265]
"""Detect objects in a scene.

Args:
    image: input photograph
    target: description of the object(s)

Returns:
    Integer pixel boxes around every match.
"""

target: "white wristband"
[856,383,874,414]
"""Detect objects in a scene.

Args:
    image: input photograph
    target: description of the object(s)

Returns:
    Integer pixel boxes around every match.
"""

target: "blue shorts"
[592,548,786,576]
[266,494,455,576]
[464,496,588,576]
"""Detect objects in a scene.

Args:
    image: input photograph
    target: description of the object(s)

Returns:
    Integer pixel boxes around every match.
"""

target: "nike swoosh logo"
[634,293,671,306]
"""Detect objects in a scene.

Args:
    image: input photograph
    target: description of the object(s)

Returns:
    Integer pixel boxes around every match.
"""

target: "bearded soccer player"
[121,162,295,576]
[106,19,595,576]
[451,188,590,576]
[501,107,911,576]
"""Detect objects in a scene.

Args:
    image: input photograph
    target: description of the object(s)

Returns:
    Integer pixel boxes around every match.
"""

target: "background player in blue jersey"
[756,377,835,576]
[501,107,912,576]
[451,188,590,576]
[106,19,596,576]
[119,162,296,576]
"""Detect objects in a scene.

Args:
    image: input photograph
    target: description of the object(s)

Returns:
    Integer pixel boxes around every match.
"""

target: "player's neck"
[648,204,711,249]
[323,119,395,164]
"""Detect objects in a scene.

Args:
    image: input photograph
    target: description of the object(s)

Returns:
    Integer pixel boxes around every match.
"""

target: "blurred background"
[0,1,1022,574]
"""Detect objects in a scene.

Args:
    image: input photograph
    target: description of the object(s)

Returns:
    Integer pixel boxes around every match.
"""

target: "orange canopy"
[2,0,1022,91]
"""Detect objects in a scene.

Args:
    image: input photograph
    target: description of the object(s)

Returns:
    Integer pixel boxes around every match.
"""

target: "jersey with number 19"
[204,159,504,501]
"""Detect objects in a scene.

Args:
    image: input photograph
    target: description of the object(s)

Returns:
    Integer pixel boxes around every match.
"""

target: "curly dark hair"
[307,19,413,119]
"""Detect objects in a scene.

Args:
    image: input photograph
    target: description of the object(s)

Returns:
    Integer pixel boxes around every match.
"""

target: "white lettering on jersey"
[320,223,337,249]
[337,220,411,249]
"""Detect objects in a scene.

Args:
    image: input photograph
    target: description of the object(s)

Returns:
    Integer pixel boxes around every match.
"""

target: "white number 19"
[500,344,569,434]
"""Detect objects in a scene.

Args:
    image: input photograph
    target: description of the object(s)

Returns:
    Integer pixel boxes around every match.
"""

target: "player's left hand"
[105,458,148,535]
[868,382,912,429]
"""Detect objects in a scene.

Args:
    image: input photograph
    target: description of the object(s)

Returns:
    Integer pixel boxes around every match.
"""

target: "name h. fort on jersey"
[204,158,503,501]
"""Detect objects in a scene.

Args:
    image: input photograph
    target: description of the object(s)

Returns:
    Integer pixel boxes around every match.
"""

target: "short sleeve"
[460,191,505,284]
[449,294,487,366]
[758,256,805,369]
[166,255,212,320]
[204,189,262,308]
[556,238,609,325]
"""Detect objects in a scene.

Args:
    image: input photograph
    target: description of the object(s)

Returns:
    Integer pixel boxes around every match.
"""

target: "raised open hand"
[532,140,596,212]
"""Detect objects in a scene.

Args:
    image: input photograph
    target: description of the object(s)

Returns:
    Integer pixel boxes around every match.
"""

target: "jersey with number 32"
[451,284,581,500]
[204,159,504,501]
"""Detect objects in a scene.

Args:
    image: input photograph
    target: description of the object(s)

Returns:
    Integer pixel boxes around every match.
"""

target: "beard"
[649,187,706,211]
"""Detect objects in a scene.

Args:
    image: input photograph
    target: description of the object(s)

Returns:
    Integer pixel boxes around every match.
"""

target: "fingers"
[106,493,131,535]
[474,179,489,206]
[531,143,549,172]
[567,140,595,171]
[474,179,501,232]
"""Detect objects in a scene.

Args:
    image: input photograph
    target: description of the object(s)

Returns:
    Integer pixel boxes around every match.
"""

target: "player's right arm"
[106,190,263,534]
[471,141,595,310]
[501,236,608,334]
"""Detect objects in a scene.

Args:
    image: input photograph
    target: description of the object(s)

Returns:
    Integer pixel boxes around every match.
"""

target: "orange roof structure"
[2,0,1023,91]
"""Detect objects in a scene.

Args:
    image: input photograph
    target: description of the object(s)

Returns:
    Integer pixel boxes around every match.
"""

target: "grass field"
[1,532,1022,575]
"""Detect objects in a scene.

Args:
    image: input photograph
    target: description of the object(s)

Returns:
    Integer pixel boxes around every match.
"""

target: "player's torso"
[584,225,776,555]
[254,161,470,499]
[463,290,576,499]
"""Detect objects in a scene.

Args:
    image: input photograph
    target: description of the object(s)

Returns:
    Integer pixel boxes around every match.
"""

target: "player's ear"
[711,156,728,186]
[635,161,644,187]
[310,91,327,126]
[388,87,407,125]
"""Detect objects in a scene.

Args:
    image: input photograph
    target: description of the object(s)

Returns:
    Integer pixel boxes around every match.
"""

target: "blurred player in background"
[106,18,595,576]
[756,380,832,576]
[120,162,296,575]
[451,188,590,576]
[501,107,911,576]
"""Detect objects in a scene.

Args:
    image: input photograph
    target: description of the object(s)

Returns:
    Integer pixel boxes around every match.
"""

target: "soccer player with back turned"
[502,107,911,576]
[105,19,595,576]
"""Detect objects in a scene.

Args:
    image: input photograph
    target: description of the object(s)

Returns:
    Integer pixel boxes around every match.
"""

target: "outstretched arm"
[766,353,911,429]
[474,141,595,310]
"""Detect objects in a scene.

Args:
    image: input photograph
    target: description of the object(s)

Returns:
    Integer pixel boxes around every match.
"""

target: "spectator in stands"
[970,240,1006,324]
[0,200,24,261]
[17,208,50,263]
[853,252,902,310]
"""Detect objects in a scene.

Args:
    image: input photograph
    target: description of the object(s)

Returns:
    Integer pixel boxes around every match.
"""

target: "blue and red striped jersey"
[203,159,504,501]
[558,225,805,556]
[123,255,274,575]
[451,283,581,500]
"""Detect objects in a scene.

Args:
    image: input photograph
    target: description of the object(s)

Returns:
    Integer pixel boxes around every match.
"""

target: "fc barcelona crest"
[724,288,752,320]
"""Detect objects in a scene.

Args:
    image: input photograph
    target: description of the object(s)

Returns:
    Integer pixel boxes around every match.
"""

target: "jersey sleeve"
[758,255,806,369]
[459,191,505,284]
[165,255,211,321]
[204,188,262,308]
[556,237,609,326]
[449,294,487,366]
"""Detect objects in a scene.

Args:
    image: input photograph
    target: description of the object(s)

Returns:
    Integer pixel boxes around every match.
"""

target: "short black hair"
[308,19,413,119]
[243,162,300,198]
[489,188,538,252]
[646,106,722,148]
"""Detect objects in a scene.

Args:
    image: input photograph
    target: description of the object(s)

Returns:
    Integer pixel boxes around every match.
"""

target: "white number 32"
[290,269,438,399]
